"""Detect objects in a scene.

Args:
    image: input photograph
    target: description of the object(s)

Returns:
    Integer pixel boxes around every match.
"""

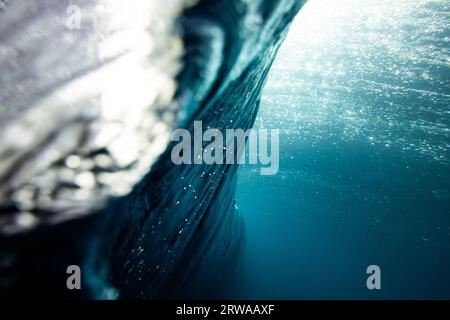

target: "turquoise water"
[230,0,450,299]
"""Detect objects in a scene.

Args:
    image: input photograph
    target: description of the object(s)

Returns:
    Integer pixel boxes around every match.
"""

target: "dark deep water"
[226,0,450,299]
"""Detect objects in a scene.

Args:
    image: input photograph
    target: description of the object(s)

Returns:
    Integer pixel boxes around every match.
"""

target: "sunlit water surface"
[228,0,450,299]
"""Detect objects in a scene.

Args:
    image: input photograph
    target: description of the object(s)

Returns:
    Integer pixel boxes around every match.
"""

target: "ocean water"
[228,0,450,299]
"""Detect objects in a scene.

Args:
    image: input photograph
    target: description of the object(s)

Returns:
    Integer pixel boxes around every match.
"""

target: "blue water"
[227,0,450,299]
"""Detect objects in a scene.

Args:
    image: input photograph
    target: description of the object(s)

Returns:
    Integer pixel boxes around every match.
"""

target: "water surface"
[230,0,450,299]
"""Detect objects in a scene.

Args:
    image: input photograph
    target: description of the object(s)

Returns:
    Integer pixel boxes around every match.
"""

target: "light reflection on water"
[257,0,449,163]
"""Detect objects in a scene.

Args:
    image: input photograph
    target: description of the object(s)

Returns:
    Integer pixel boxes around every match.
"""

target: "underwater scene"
[230,0,450,299]
[0,0,448,302]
